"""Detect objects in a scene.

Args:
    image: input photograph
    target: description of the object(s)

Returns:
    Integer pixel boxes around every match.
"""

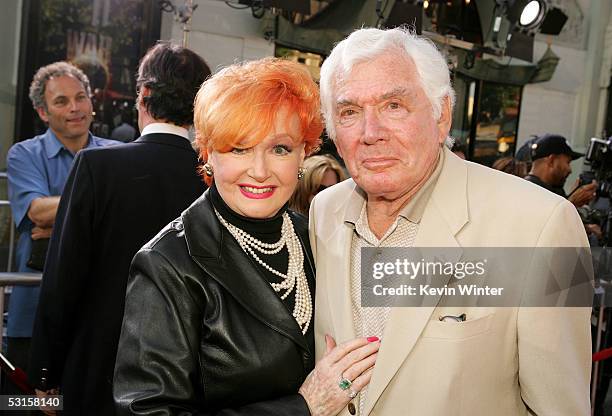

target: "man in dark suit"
[28,42,210,415]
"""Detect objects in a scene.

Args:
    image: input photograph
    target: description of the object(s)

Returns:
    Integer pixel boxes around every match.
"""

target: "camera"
[579,137,612,245]
[580,137,612,198]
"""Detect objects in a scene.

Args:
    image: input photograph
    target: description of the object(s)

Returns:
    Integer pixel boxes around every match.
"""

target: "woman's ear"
[207,151,215,170]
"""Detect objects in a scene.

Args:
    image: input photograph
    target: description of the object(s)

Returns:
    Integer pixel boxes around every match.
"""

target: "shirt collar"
[140,123,190,140]
[44,129,96,159]
[344,147,445,226]
[344,187,366,226]
[354,203,382,245]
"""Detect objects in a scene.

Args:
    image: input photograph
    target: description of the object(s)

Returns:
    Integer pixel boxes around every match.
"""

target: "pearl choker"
[214,209,312,335]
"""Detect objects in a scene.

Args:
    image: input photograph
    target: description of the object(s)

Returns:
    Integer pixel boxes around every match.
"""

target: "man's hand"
[35,388,59,416]
[27,196,60,228]
[568,180,597,208]
[32,226,52,240]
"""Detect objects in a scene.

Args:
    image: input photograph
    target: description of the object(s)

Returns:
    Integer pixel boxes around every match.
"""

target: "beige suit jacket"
[309,148,591,416]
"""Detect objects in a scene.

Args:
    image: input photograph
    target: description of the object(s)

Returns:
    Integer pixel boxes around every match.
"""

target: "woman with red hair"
[114,58,379,415]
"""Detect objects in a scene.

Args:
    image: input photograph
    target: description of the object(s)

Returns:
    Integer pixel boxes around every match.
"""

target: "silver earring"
[203,163,214,177]
[297,167,305,180]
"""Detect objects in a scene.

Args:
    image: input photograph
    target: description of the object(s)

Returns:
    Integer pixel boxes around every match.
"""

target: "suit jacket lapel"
[363,148,468,415]
[320,181,366,345]
[182,192,311,354]
[326,223,357,344]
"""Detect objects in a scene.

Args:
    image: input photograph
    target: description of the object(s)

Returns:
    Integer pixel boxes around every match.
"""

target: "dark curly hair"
[29,62,91,111]
[136,42,211,126]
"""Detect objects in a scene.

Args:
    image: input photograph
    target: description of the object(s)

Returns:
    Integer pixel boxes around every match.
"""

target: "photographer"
[523,134,601,239]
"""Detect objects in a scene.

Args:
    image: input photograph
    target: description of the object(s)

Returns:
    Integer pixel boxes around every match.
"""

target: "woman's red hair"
[194,58,323,185]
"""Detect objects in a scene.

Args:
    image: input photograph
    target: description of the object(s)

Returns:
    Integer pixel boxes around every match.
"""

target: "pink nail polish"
[367,336,379,342]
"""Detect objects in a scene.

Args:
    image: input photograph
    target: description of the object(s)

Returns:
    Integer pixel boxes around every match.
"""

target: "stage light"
[519,1,541,26]
[506,0,547,30]
[474,0,555,61]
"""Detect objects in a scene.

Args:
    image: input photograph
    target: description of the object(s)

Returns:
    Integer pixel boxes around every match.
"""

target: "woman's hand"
[298,335,380,416]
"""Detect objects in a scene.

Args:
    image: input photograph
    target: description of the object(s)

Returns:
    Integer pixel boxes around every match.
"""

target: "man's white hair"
[320,27,456,141]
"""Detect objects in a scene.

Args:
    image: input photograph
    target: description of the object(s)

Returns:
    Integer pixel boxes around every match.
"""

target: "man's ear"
[140,86,151,99]
[436,96,452,145]
[333,134,345,160]
[136,87,151,109]
[36,107,49,123]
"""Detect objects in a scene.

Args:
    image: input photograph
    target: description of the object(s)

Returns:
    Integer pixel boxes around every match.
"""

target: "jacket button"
[348,402,356,415]
[172,221,184,231]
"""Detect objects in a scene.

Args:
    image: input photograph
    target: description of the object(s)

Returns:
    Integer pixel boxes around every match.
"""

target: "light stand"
[160,0,199,47]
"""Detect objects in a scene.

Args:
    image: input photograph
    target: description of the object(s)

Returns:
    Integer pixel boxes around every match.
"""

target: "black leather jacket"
[113,191,315,415]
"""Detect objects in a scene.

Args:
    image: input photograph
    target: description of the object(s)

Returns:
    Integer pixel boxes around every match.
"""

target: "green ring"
[338,377,352,390]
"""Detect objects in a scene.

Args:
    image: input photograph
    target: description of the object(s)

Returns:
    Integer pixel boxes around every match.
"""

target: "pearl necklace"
[214,209,312,335]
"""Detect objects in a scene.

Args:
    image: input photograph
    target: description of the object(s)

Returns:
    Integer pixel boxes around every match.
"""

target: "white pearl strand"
[214,209,312,335]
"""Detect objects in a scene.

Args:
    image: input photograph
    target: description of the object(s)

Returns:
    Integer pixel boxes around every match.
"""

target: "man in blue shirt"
[6,61,116,393]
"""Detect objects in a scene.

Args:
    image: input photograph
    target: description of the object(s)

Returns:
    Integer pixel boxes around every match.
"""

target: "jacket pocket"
[421,313,493,340]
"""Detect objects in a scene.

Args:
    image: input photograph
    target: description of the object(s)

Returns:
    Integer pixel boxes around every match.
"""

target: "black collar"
[135,133,195,152]
[524,174,567,197]
[181,190,313,353]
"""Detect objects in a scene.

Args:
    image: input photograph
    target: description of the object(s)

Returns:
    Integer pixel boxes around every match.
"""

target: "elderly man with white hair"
[309,27,591,415]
